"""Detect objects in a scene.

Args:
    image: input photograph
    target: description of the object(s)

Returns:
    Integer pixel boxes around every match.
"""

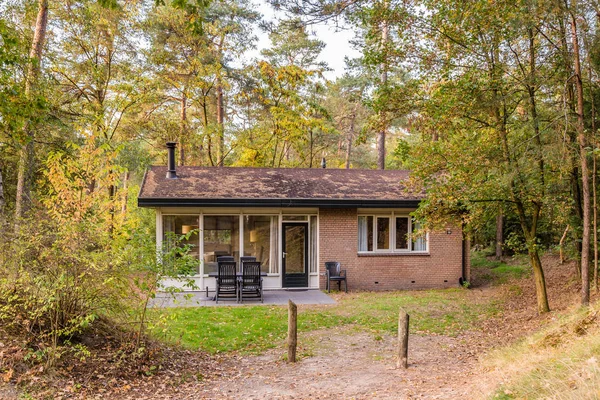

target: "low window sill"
[357,252,430,257]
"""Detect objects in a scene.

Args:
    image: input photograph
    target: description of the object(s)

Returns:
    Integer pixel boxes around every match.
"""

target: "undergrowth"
[471,251,530,284]
[486,303,600,399]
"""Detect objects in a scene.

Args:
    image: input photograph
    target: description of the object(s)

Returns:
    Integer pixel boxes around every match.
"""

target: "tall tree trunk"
[588,34,598,292]
[594,149,598,291]
[14,0,48,224]
[495,207,503,259]
[121,171,129,215]
[529,246,549,313]
[376,17,389,170]
[346,113,355,169]
[558,0,583,274]
[0,167,5,215]
[570,7,591,306]
[180,92,187,166]
[216,76,224,167]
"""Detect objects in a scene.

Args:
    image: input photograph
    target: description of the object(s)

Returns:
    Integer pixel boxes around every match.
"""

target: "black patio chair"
[325,261,347,293]
[216,261,238,303]
[217,255,235,262]
[239,261,263,303]
[240,256,257,272]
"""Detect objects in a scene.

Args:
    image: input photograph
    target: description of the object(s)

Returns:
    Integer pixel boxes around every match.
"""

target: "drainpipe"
[166,142,178,179]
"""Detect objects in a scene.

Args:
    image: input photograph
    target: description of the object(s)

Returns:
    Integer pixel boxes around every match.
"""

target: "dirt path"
[168,328,485,400]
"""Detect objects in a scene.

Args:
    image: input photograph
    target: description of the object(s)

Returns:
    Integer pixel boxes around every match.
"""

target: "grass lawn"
[149,288,499,354]
[471,251,531,284]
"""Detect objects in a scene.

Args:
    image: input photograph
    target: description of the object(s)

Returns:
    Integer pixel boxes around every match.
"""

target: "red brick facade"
[319,208,468,291]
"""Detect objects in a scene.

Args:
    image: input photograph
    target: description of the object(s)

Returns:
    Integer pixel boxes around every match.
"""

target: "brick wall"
[319,208,467,291]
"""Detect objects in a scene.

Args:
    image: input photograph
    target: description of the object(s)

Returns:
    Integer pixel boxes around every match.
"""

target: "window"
[243,215,279,274]
[412,221,427,251]
[358,216,373,251]
[310,216,318,273]
[358,213,427,253]
[395,217,409,250]
[203,216,240,275]
[162,215,200,274]
[376,217,390,250]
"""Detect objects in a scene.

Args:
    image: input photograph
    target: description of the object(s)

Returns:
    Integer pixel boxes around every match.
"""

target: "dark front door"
[282,222,309,288]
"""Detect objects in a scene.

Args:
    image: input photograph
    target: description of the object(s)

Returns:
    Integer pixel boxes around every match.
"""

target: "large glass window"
[412,221,427,251]
[243,215,279,274]
[310,216,318,273]
[358,216,374,251]
[376,217,390,250]
[203,216,240,275]
[358,214,427,253]
[162,215,200,274]
[395,217,409,250]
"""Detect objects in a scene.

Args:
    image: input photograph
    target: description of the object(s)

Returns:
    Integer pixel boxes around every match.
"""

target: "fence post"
[397,309,409,368]
[288,299,297,362]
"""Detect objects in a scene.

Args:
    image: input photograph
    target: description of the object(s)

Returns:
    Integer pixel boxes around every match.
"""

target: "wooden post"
[397,309,409,369]
[287,300,297,363]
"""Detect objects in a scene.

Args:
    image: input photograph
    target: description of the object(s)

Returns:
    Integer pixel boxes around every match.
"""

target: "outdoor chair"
[216,261,238,303]
[239,261,263,303]
[217,255,235,262]
[325,261,347,293]
[240,256,257,272]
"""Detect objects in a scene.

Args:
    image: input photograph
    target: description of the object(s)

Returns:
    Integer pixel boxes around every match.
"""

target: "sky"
[249,0,361,80]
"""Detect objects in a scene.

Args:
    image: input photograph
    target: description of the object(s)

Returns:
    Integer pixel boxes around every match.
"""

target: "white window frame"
[161,210,319,278]
[357,211,429,254]
[375,216,392,251]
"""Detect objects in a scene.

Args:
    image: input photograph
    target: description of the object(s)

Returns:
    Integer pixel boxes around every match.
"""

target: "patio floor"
[150,289,336,308]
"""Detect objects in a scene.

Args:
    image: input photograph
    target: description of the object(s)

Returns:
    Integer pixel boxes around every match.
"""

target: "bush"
[0,213,130,365]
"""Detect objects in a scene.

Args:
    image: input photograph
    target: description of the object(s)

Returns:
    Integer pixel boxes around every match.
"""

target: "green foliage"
[471,251,531,285]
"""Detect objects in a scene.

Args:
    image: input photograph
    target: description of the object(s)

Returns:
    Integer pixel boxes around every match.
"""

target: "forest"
[2,0,600,397]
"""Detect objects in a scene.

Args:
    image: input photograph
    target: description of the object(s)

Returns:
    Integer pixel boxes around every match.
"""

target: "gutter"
[137,198,422,209]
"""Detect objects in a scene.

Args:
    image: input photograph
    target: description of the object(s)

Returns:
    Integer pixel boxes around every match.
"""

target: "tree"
[233,20,334,167]
[14,0,48,223]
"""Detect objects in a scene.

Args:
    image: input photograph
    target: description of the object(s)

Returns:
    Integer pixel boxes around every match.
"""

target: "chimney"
[166,142,178,179]
[321,157,326,168]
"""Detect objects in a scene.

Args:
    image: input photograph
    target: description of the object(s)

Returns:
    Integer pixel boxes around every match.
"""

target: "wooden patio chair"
[216,261,238,303]
[325,261,347,293]
[239,261,263,303]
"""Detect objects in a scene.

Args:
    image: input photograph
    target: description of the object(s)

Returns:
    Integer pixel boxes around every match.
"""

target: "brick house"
[138,143,470,292]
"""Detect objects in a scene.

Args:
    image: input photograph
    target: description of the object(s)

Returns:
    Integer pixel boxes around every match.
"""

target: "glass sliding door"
[162,215,200,275]
[202,216,240,275]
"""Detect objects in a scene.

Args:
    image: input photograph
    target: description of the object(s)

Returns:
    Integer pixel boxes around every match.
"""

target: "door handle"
[283,252,287,258]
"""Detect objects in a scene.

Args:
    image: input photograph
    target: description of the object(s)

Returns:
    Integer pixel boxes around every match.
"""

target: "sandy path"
[180,328,486,400]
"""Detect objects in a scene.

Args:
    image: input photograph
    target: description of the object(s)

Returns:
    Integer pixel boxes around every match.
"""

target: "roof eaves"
[137,197,422,209]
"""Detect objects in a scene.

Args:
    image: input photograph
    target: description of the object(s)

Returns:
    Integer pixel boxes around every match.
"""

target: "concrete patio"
[150,289,336,308]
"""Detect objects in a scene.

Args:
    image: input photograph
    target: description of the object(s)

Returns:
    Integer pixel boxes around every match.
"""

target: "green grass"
[149,289,499,354]
[471,251,530,284]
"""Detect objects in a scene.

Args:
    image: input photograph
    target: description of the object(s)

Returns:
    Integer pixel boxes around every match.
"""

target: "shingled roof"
[138,166,422,208]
